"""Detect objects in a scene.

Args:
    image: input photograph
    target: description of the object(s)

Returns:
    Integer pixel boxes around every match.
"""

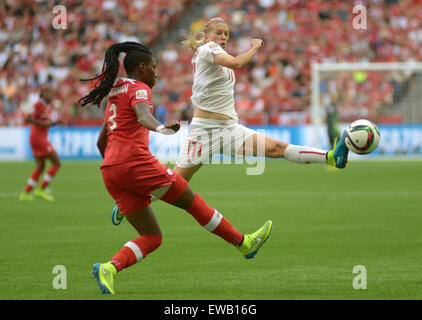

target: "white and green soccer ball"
[345,119,380,154]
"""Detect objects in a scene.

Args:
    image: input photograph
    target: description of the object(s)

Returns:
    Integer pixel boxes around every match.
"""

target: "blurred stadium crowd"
[1,0,421,126]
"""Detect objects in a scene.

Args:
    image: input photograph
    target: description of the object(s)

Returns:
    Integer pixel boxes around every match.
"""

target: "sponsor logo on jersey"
[136,89,148,100]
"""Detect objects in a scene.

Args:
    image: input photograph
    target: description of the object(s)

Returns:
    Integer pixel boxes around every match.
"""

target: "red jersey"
[101,77,156,167]
[29,99,51,145]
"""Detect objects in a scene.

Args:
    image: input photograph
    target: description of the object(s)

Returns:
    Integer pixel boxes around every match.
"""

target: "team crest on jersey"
[136,89,148,100]
[209,43,218,49]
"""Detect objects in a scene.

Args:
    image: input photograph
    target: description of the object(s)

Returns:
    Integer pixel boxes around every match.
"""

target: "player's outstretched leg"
[238,220,272,259]
[91,262,117,294]
[157,174,273,258]
[245,133,349,169]
[326,129,349,169]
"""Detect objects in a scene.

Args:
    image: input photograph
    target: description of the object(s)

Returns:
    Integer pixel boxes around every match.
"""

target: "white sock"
[284,144,327,164]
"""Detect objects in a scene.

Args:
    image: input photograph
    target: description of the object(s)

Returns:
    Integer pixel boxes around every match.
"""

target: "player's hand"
[251,39,264,50]
[54,119,65,126]
[158,120,180,135]
[165,120,180,133]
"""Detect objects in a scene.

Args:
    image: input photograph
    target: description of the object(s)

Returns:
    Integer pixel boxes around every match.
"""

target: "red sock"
[187,193,243,246]
[159,174,243,246]
[41,164,60,189]
[25,169,43,193]
[110,235,162,272]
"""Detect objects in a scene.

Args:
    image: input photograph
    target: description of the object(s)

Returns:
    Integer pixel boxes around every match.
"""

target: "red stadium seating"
[1,0,421,126]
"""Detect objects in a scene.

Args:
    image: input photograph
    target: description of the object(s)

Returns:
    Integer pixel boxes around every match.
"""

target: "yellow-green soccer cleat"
[238,220,273,259]
[326,130,349,169]
[34,189,54,201]
[91,262,117,294]
[19,192,34,201]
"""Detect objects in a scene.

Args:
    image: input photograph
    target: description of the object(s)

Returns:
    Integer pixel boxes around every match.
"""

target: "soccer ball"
[345,119,380,154]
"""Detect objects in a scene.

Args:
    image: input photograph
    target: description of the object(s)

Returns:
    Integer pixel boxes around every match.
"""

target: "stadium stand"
[1,0,421,126]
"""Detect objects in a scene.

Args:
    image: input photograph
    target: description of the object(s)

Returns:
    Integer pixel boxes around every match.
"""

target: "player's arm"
[213,39,264,70]
[133,102,180,134]
[51,119,65,126]
[97,121,108,159]
[25,115,63,127]
[25,115,52,127]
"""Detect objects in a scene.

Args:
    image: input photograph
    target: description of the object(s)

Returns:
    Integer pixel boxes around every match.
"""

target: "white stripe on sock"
[27,178,37,186]
[124,241,144,262]
[203,210,223,232]
[43,174,53,182]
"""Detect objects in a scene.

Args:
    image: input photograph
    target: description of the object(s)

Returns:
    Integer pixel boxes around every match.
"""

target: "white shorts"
[176,117,256,168]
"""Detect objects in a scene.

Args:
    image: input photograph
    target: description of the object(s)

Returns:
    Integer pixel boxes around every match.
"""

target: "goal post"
[310,61,422,154]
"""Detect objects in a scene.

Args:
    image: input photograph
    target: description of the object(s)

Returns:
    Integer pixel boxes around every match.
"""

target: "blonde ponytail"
[182,30,206,52]
[182,17,228,52]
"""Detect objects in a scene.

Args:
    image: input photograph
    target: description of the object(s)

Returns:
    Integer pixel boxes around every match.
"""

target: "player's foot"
[34,189,54,201]
[91,262,117,294]
[19,192,34,201]
[326,130,349,169]
[238,220,272,259]
[111,205,124,226]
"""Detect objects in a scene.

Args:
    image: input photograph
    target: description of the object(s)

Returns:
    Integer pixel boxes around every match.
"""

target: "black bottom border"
[1,300,420,318]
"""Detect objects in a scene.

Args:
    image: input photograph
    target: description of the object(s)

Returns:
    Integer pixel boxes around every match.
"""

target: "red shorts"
[31,140,55,157]
[101,159,177,215]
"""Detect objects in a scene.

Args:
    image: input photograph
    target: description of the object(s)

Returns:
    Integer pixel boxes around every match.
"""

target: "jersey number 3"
[108,103,117,130]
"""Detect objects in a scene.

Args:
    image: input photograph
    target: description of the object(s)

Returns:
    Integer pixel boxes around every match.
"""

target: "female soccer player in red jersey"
[79,41,272,294]
[19,86,63,201]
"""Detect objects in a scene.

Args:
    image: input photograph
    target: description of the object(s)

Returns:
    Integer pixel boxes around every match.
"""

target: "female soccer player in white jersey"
[110,18,349,225]
[173,17,349,181]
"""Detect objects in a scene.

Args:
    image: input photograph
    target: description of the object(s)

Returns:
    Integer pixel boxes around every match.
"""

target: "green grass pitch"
[1,160,421,300]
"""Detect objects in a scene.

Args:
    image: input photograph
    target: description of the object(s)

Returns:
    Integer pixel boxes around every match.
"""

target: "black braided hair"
[79,41,152,107]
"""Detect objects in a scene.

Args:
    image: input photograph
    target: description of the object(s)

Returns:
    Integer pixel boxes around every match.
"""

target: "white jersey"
[191,41,238,121]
